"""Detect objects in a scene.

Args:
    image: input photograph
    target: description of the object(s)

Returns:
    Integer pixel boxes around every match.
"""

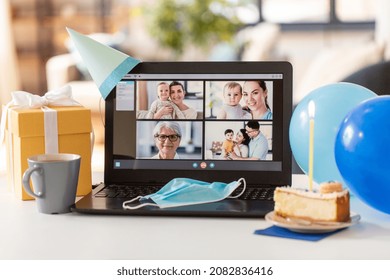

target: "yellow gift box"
[5,106,92,200]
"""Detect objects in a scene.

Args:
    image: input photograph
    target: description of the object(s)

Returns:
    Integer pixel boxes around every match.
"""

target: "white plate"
[265,211,361,233]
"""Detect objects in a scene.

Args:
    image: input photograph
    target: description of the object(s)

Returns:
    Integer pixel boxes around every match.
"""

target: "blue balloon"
[335,96,390,214]
[290,83,376,185]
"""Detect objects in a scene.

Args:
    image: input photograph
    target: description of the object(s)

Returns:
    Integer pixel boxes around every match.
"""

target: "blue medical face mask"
[122,178,246,209]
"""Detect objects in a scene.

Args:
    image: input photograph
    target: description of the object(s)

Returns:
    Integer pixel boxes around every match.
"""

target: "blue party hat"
[66,28,140,99]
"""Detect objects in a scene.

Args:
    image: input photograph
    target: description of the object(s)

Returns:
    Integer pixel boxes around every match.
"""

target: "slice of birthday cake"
[274,182,350,222]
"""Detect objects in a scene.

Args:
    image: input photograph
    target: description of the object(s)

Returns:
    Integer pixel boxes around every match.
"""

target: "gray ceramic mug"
[22,154,81,214]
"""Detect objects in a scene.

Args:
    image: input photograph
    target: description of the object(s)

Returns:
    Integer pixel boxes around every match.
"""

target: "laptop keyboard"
[95,184,275,201]
[231,186,274,200]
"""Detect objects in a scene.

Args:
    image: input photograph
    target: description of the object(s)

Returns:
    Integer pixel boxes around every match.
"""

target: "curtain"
[0,0,20,111]
[375,0,390,59]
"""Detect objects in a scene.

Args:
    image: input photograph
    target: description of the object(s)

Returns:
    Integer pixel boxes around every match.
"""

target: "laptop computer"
[72,61,292,217]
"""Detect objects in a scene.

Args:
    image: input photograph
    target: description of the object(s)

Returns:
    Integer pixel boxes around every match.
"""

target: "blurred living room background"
[1,0,389,173]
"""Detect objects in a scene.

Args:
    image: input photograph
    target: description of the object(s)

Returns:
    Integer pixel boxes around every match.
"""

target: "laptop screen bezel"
[104,61,292,186]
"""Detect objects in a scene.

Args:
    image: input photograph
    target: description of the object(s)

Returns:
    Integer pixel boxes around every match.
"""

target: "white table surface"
[1,172,390,260]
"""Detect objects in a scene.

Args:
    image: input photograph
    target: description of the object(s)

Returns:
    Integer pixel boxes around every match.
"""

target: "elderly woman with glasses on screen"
[152,121,182,159]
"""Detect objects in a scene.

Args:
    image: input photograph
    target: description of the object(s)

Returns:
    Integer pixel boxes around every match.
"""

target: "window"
[258,0,375,30]
[262,0,329,23]
[336,0,376,22]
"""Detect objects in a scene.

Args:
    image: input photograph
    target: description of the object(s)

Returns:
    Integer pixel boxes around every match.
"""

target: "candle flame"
[308,100,315,119]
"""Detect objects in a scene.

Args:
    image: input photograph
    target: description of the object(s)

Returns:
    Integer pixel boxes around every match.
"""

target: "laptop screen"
[104,62,292,186]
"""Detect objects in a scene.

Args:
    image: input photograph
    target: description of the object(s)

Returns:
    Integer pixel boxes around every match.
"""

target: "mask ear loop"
[122,196,159,210]
[229,178,246,198]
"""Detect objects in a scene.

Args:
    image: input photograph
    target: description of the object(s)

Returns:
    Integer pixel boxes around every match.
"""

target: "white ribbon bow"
[11,85,80,108]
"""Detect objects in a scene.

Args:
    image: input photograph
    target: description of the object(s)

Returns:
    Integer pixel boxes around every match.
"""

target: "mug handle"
[22,166,44,198]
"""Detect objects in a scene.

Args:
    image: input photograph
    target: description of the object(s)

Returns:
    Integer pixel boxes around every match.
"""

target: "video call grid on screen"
[112,73,284,171]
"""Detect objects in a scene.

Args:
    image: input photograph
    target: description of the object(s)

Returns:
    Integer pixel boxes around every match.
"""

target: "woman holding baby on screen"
[146,81,197,120]
[216,80,272,120]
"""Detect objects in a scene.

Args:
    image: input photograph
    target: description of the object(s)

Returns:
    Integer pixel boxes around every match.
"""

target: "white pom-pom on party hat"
[66,28,140,99]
